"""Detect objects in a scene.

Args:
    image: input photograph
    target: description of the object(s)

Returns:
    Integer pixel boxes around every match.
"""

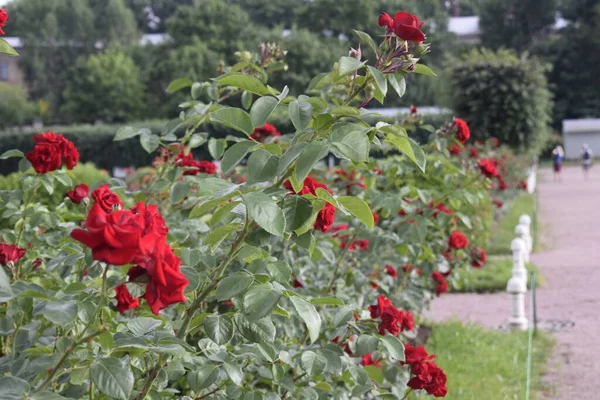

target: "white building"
[563,119,600,160]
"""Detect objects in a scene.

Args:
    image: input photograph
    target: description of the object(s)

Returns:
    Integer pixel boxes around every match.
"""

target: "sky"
[0,0,10,6]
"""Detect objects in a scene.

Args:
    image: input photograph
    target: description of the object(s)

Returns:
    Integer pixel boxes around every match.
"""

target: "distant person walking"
[581,144,593,179]
[552,145,564,181]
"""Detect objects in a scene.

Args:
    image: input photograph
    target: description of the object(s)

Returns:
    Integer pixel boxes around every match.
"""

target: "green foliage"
[0,83,37,130]
[488,193,537,255]
[62,49,145,123]
[447,49,553,152]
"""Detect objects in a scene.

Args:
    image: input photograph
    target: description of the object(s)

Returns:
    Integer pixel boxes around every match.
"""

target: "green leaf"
[243,191,286,236]
[205,223,242,251]
[204,314,234,344]
[380,334,405,361]
[0,149,23,159]
[90,358,134,400]
[181,248,202,267]
[295,142,329,184]
[187,364,218,391]
[209,201,241,227]
[166,78,193,93]
[18,158,31,172]
[356,335,378,356]
[338,56,364,76]
[170,181,190,204]
[234,314,276,343]
[368,66,387,98]
[0,316,14,336]
[329,123,369,162]
[216,272,253,301]
[0,376,29,400]
[354,30,378,55]
[54,173,72,187]
[250,96,278,127]
[338,196,374,229]
[0,267,14,302]
[277,143,307,177]
[412,64,437,76]
[189,133,207,148]
[40,175,54,195]
[247,150,279,184]
[215,73,270,96]
[364,365,384,385]
[223,361,244,386]
[267,261,292,283]
[288,98,313,131]
[243,283,282,322]
[30,392,69,400]
[241,91,253,109]
[113,126,140,141]
[140,133,160,154]
[221,140,257,173]
[211,107,254,136]
[314,187,340,209]
[310,297,344,306]
[191,82,203,99]
[208,138,226,160]
[290,296,321,343]
[283,195,314,232]
[301,351,327,376]
[127,317,162,337]
[44,301,77,326]
[388,74,406,98]
[385,134,426,172]
[0,38,18,56]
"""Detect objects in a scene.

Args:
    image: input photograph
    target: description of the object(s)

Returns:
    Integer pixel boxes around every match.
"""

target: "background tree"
[125,0,193,33]
[90,0,139,46]
[62,49,144,123]
[0,83,37,130]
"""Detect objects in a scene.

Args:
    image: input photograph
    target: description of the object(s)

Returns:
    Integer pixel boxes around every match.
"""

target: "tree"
[0,83,37,129]
[62,49,144,123]
[125,0,193,33]
[479,0,557,51]
[90,0,139,46]
[230,0,299,28]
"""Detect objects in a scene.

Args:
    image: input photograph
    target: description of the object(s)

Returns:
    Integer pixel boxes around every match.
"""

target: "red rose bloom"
[378,12,394,29]
[498,177,507,191]
[284,177,337,233]
[429,202,453,218]
[409,105,418,115]
[373,211,380,226]
[392,11,425,42]
[492,199,503,208]
[448,231,469,249]
[519,180,528,190]
[197,160,218,175]
[26,142,62,174]
[0,244,26,265]
[403,344,436,365]
[91,184,123,213]
[66,184,90,204]
[449,144,462,156]
[385,264,398,278]
[250,123,282,143]
[431,271,448,296]
[361,353,382,368]
[293,279,304,288]
[32,258,43,269]
[368,295,414,336]
[453,118,470,144]
[477,159,499,178]
[114,284,140,313]
[468,147,479,159]
[408,361,448,397]
[0,9,8,35]
[470,247,487,268]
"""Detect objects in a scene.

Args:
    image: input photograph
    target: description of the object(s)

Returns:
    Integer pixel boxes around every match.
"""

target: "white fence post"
[519,215,533,261]
[507,227,528,331]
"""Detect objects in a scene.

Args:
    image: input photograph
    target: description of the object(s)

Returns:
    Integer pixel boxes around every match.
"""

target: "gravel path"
[424,166,600,399]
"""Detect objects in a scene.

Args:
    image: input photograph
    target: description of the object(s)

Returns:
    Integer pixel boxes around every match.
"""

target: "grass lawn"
[426,321,554,400]
[488,193,538,255]
[451,256,543,293]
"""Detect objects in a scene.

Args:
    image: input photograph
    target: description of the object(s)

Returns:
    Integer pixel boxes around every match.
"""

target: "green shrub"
[0,83,37,129]
[446,49,552,154]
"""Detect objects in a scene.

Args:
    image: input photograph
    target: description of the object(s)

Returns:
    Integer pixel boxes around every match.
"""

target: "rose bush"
[0,11,530,400]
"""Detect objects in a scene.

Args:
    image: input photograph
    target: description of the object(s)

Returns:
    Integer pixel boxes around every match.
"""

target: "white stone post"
[507,232,528,330]
[519,215,533,260]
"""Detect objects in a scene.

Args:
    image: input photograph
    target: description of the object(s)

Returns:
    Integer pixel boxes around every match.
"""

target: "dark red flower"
[114,284,140,313]
[468,147,479,159]
[250,123,282,142]
[449,144,462,156]
[361,353,382,368]
[66,184,89,204]
[448,231,469,249]
[403,344,436,365]
[490,137,500,148]
[385,264,398,278]
[431,271,448,296]
[370,281,379,289]
[453,118,470,144]
[410,105,418,115]
[224,300,234,307]
[0,244,25,265]
[0,9,8,35]
[378,12,394,29]
[197,160,218,175]
[408,362,448,397]
[373,211,380,225]
[91,184,123,213]
[332,336,353,356]
[32,258,43,269]
[284,177,337,233]
[392,11,425,42]
[368,295,414,336]
[429,202,453,218]
[519,180,528,190]
[373,167,384,175]
[477,159,499,178]
[470,247,487,268]
[26,142,62,174]
[492,199,503,208]
[293,279,304,288]
[498,177,507,191]
[398,209,408,217]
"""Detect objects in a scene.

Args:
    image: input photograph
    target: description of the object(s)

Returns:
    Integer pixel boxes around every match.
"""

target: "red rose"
[26,142,62,174]
[498,177,507,191]
[490,137,500,148]
[373,211,380,225]
[361,353,382,368]
[449,144,462,156]
[368,295,413,336]
[392,12,425,42]
[284,177,337,233]
[470,247,487,268]
[448,231,468,249]
[468,147,479,159]
[373,167,384,175]
[293,279,304,288]
[431,271,448,296]
[429,202,453,218]
[332,224,349,235]
[198,160,218,175]
[408,361,448,397]
[91,184,123,213]
[492,199,503,208]
[66,184,90,204]
[398,209,408,216]
[410,105,418,115]
[250,123,282,143]
[32,258,43,269]
[403,344,436,365]
[453,118,470,144]
[0,244,26,265]
[378,12,394,29]
[477,159,499,178]
[0,9,8,35]
[114,284,140,313]
[519,180,528,190]
[385,264,398,278]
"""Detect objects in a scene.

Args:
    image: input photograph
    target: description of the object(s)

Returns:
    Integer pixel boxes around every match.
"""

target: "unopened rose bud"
[238,51,253,62]
[32,258,42,269]
[348,46,361,60]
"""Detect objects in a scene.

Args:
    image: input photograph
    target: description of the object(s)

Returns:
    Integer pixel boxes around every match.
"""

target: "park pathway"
[424,166,600,399]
